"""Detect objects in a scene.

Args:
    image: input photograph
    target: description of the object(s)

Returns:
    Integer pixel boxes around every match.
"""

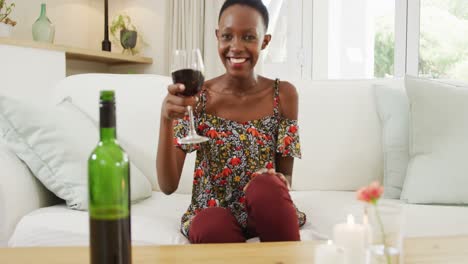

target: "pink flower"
[356,181,384,204]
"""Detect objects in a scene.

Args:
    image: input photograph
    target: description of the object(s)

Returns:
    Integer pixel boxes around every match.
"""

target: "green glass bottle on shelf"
[88,91,132,264]
[32,3,55,43]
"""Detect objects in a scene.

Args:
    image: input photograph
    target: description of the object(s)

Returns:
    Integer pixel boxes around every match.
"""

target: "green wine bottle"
[88,91,132,264]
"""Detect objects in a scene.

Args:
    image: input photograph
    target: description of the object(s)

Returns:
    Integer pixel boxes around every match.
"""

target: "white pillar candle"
[333,214,367,264]
[314,240,344,264]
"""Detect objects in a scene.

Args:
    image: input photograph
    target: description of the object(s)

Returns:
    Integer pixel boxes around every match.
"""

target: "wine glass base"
[179,135,209,145]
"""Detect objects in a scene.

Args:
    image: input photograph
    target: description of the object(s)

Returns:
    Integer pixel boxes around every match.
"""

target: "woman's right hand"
[161,84,198,121]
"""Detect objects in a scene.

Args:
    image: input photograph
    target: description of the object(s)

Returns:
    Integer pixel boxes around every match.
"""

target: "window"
[418,0,468,81]
[324,0,396,79]
[259,0,467,82]
[261,0,306,80]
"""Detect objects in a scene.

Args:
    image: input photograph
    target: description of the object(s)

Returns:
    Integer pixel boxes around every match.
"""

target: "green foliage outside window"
[374,0,468,81]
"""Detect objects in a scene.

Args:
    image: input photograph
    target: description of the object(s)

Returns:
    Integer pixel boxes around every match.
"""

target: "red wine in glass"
[171,48,209,144]
[171,69,205,97]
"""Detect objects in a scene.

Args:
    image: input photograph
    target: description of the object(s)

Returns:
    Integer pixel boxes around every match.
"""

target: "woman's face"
[217,5,271,78]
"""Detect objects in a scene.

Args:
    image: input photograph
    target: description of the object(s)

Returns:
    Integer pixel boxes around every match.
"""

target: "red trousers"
[188,173,300,243]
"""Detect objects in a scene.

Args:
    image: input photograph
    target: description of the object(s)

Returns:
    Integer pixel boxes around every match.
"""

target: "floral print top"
[173,79,306,238]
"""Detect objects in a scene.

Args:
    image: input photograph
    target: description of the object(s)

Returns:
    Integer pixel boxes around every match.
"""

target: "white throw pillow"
[373,85,409,199]
[401,76,468,204]
[292,79,385,191]
[0,96,152,210]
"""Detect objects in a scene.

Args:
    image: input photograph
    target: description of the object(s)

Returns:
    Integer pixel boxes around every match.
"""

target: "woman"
[156,0,306,243]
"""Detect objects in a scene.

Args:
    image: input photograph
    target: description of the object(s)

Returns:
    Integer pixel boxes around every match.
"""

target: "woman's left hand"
[244,168,291,192]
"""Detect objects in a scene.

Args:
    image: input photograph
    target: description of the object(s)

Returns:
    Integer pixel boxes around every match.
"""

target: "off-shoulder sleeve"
[173,116,199,153]
[276,118,302,158]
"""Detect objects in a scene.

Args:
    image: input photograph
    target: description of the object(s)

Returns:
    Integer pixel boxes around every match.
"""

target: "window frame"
[261,0,307,80]
[267,0,463,81]
[406,0,421,76]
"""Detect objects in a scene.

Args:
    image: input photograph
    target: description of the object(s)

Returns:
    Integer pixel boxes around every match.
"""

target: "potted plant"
[110,14,139,55]
[0,0,16,37]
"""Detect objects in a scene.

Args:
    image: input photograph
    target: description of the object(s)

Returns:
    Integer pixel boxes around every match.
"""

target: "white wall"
[108,0,169,75]
[0,45,65,106]
[9,0,169,76]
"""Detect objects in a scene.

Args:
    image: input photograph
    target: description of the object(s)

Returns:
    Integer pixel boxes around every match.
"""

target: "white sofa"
[2,74,468,247]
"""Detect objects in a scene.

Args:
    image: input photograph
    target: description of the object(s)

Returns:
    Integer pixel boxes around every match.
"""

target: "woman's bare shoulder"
[277,80,299,119]
[278,81,298,101]
[258,76,297,98]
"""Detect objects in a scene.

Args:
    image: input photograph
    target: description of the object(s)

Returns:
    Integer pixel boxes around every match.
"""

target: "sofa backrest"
[52,74,173,192]
[292,78,403,191]
[53,74,404,193]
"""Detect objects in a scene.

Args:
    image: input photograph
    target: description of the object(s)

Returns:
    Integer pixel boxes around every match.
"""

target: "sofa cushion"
[373,85,409,199]
[8,191,327,247]
[402,76,468,204]
[9,191,468,247]
[0,96,152,210]
[292,79,403,191]
[0,141,60,246]
[8,192,191,247]
[52,74,196,194]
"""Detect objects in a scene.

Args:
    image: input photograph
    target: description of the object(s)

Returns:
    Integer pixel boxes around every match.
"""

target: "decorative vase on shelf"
[32,3,55,43]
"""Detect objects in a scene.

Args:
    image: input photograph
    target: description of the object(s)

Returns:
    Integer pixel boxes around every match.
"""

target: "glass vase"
[366,201,403,264]
[32,3,55,43]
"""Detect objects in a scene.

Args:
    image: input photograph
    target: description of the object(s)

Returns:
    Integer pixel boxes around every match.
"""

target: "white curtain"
[168,0,205,72]
[168,0,225,79]
[203,0,225,79]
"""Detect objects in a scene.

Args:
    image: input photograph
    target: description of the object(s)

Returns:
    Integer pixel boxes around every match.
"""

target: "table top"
[1,236,467,264]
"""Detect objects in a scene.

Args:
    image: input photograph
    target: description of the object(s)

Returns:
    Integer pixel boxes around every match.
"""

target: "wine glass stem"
[187,106,197,136]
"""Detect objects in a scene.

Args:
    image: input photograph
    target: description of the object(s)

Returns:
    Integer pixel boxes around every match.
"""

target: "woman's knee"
[188,207,245,244]
[245,173,289,203]
[249,173,285,189]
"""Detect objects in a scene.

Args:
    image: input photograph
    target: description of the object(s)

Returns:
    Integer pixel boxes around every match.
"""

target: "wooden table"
[1,236,467,264]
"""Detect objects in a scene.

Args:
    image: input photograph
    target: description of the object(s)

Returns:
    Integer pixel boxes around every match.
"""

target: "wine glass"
[171,49,209,144]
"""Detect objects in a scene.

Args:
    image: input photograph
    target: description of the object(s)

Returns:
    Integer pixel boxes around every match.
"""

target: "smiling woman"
[215,3,271,78]
[156,0,306,244]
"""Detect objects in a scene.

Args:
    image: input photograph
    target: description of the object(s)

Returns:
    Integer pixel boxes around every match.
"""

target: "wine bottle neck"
[100,127,116,141]
[99,101,116,141]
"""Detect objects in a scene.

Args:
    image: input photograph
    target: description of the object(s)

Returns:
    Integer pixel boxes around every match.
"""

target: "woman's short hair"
[218,0,269,30]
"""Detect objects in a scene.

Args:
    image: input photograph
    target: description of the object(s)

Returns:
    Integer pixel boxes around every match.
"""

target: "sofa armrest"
[0,143,60,246]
